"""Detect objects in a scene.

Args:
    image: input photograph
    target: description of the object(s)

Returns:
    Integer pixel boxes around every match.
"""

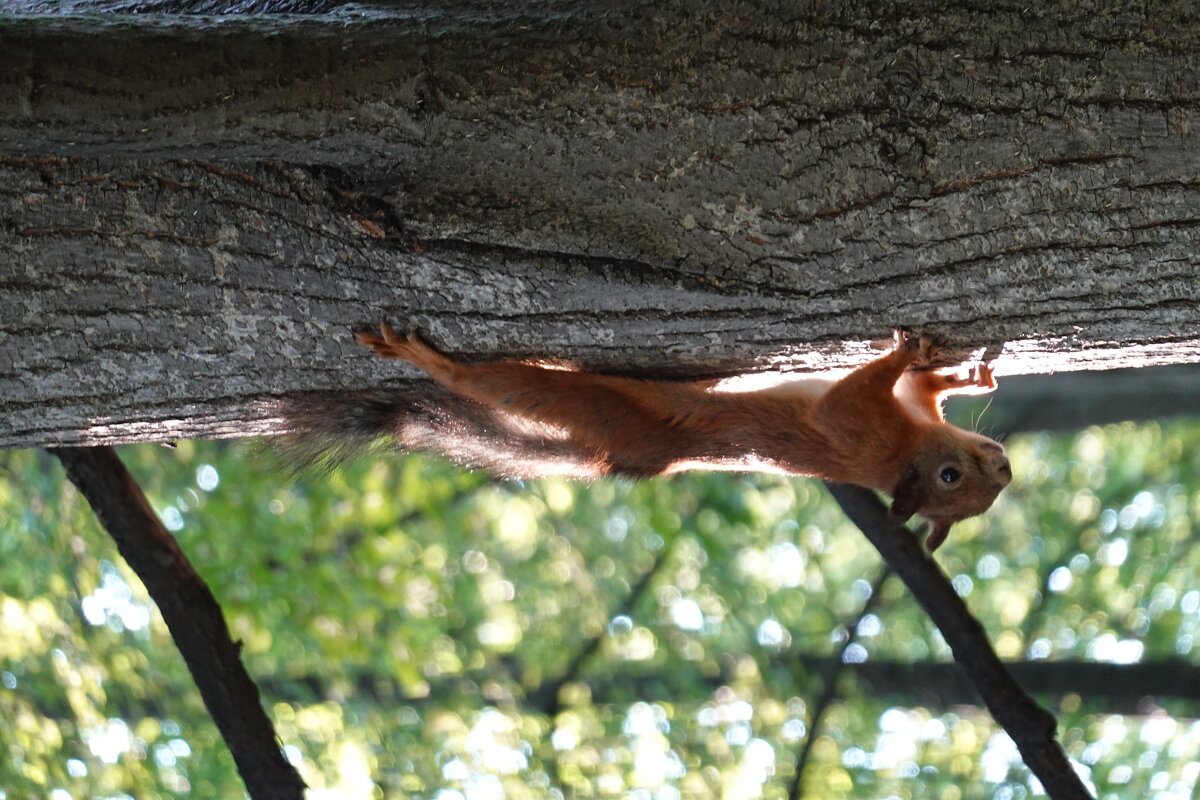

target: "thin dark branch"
[789,566,891,800]
[528,538,677,717]
[24,656,1200,723]
[824,482,1092,800]
[50,446,305,800]
[1018,544,1075,652]
[282,475,496,569]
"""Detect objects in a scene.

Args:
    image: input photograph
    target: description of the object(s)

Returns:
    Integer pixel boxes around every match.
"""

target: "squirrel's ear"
[889,464,926,522]
[924,520,953,552]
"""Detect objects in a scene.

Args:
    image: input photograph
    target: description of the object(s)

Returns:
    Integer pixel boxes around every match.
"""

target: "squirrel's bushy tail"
[266,388,606,479]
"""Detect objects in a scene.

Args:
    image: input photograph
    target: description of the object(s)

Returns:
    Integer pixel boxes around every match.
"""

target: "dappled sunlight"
[80,562,151,634]
[2,417,1200,796]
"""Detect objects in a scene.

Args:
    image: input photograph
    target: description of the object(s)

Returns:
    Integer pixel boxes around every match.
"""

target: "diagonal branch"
[51,446,305,800]
[823,482,1092,800]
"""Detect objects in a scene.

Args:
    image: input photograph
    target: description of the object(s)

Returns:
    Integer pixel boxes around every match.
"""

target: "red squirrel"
[286,323,1010,551]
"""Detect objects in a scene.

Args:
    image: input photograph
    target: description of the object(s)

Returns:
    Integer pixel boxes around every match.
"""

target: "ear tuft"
[889,464,926,522]
[924,521,953,552]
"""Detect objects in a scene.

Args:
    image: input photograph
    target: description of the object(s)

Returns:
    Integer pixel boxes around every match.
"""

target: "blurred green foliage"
[1,418,1199,799]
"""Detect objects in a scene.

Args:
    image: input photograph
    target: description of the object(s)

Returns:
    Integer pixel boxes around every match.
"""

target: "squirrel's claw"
[893,328,939,366]
[356,321,414,359]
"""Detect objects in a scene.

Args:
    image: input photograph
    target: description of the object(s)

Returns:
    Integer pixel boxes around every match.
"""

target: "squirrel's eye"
[940,467,962,484]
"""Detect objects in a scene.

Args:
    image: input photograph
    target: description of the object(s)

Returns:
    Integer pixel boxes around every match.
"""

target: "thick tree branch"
[50,445,305,800]
[978,365,1200,437]
[4,1,1200,448]
[824,482,1091,800]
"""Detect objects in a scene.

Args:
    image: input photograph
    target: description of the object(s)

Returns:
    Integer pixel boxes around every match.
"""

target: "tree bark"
[2,1,1199,447]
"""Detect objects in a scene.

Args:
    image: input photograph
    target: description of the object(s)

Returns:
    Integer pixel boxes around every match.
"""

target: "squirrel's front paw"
[893,328,919,352]
[943,362,997,393]
[893,328,938,366]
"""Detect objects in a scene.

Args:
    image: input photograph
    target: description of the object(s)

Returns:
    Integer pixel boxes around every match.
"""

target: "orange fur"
[354,324,1011,550]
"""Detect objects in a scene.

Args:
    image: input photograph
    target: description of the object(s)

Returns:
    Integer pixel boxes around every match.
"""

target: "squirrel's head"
[889,426,1012,552]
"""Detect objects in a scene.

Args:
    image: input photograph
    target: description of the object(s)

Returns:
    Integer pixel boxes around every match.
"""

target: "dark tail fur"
[266,388,607,479]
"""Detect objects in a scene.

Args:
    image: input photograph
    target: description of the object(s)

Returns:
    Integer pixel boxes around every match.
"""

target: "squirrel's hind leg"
[355,323,583,420]
[356,322,460,384]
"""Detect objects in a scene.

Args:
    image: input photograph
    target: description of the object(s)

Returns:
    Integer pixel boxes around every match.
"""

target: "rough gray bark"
[2,1,1199,448]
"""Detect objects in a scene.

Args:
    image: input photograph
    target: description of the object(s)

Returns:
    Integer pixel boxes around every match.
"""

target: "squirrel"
[280,324,1011,551]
